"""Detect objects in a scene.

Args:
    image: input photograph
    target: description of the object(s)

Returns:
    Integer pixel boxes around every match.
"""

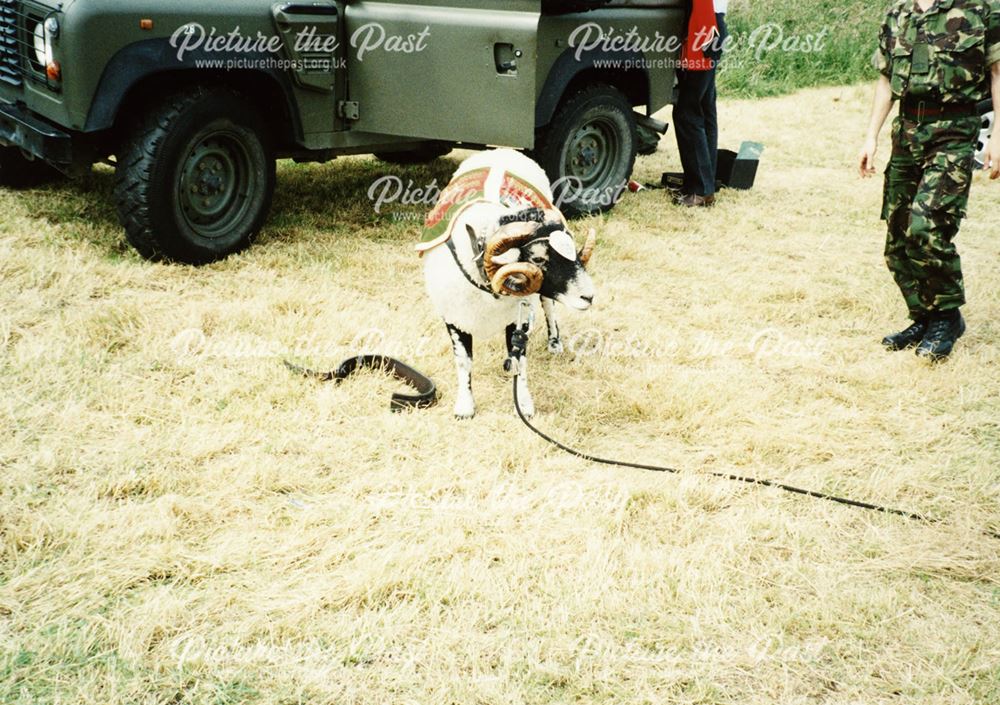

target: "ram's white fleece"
[422,149,596,419]
[422,149,551,340]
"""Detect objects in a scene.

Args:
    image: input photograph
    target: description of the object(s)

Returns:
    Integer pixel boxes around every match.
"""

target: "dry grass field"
[2,85,1000,705]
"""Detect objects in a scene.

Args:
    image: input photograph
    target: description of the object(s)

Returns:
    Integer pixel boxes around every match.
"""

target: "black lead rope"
[285,341,997,539]
[511,375,1000,541]
[286,356,438,412]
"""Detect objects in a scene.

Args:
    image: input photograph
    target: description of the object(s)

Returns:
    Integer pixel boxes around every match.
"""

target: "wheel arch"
[84,39,304,151]
[536,48,651,130]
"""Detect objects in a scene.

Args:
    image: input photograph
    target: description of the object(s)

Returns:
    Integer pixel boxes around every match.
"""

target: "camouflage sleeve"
[988,0,1000,67]
[877,19,892,77]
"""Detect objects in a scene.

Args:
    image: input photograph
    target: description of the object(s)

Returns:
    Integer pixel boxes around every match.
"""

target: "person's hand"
[982,136,1000,180]
[858,137,879,178]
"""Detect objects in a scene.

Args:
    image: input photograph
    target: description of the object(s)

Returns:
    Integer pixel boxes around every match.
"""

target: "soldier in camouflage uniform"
[859,0,1000,360]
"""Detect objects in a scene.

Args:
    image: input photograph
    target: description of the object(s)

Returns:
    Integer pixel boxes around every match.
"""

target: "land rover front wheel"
[0,147,63,188]
[114,87,276,264]
[533,84,637,218]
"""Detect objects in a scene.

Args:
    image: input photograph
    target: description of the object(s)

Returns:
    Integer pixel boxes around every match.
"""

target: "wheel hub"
[177,132,255,239]
[566,120,618,186]
[576,143,599,168]
[197,169,225,197]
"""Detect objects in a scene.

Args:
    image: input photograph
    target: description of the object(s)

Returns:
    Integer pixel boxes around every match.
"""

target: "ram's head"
[477,210,597,310]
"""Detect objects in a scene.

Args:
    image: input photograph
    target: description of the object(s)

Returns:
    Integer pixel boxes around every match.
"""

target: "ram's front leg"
[447,324,475,419]
[542,297,563,353]
[503,323,518,374]
[505,323,535,419]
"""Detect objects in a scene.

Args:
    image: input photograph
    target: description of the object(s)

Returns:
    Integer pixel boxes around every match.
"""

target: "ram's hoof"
[454,398,476,419]
[548,338,564,354]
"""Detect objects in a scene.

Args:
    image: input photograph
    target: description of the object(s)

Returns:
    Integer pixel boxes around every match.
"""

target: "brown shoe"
[675,193,716,208]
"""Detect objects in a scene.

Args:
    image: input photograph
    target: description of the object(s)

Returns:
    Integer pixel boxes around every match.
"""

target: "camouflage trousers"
[882,115,979,318]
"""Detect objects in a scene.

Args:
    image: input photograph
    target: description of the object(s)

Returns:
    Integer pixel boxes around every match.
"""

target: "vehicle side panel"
[345,1,541,146]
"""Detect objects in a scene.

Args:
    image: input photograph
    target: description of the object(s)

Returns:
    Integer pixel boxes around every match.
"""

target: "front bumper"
[0,99,73,164]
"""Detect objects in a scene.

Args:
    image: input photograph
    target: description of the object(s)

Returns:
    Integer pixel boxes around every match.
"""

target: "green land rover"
[1,0,686,263]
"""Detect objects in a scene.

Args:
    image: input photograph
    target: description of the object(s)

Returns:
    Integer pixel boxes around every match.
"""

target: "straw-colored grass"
[2,85,999,705]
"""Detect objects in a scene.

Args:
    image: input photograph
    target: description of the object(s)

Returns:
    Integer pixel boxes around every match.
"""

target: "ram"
[420,149,596,419]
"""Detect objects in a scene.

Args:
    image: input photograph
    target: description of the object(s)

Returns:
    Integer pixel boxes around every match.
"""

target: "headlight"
[33,23,51,67]
[33,17,58,67]
[32,16,60,82]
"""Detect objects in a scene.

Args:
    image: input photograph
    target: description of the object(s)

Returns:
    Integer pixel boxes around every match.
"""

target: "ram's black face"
[523,223,595,310]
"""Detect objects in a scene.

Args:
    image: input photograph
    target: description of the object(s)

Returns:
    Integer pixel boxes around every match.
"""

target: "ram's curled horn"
[579,228,597,268]
[483,221,538,281]
[490,264,544,297]
[483,221,544,297]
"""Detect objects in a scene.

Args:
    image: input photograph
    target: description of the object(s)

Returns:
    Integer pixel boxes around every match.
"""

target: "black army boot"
[915,310,966,361]
[882,317,928,351]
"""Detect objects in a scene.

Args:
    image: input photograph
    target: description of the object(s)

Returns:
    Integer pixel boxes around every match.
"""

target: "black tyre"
[533,84,637,218]
[373,142,452,166]
[114,87,276,264]
[0,147,63,188]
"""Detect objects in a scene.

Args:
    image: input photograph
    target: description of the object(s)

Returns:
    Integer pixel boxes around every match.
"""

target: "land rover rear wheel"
[114,87,276,265]
[533,84,637,218]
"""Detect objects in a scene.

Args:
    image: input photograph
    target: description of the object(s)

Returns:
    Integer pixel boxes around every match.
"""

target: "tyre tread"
[112,86,274,263]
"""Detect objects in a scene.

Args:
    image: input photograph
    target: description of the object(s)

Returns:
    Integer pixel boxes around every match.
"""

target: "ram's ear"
[549,230,577,261]
[491,248,522,266]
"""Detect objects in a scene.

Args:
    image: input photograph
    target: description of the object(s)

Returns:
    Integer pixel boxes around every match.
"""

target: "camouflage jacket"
[877,0,1000,103]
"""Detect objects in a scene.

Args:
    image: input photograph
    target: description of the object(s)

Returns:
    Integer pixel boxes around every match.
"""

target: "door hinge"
[338,101,360,121]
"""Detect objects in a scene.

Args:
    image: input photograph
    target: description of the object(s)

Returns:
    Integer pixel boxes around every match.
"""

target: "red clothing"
[681,0,719,71]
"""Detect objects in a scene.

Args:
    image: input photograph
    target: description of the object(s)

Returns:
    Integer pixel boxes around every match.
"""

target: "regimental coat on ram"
[420,150,597,419]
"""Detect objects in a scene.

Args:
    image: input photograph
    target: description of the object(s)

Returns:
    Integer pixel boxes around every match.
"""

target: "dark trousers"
[673,13,727,197]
